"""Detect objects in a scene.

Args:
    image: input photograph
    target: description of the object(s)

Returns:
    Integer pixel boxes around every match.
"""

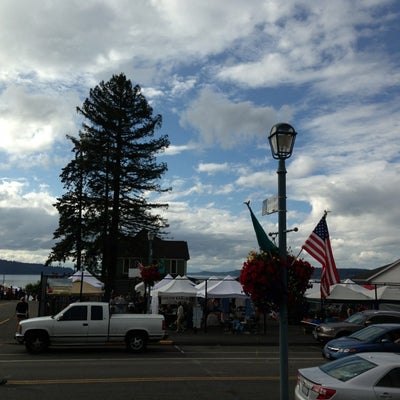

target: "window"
[62,306,88,321]
[369,315,398,324]
[118,257,138,275]
[376,368,400,388]
[320,356,377,382]
[349,325,386,341]
[170,260,178,274]
[346,313,368,324]
[91,306,103,321]
[388,329,400,343]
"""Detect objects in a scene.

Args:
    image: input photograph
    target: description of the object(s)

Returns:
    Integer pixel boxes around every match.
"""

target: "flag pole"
[291,248,303,265]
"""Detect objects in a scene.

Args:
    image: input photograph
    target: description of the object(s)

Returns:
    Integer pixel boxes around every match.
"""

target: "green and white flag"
[245,201,278,253]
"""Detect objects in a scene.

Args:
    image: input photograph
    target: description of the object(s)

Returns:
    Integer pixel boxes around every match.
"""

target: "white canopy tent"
[148,274,174,314]
[305,283,372,301]
[341,279,374,296]
[134,281,145,295]
[194,276,224,291]
[151,275,197,314]
[152,274,174,290]
[156,275,197,297]
[68,270,104,296]
[197,275,247,299]
[69,270,104,289]
[374,286,400,301]
[136,274,174,296]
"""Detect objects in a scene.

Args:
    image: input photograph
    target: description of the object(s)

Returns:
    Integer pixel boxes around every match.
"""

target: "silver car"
[313,310,400,342]
[295,352,400,400]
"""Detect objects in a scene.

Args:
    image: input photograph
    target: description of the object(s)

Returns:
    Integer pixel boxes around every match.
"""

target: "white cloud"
[180,88,282,149]
[196,162,229,175]
[0,178,58,263]
[163,144,197,156]
[0,178,56,214]
[0,85,78,156]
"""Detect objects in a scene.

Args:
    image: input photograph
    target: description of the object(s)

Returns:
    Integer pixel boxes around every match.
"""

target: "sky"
[1,0,400,275]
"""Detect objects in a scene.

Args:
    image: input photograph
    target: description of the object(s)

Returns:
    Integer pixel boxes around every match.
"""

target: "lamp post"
[146,230,155,313]
[268,123,297,400]
[148,230,155,266]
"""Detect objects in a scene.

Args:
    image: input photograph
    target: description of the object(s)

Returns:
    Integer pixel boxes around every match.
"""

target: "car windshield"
[320,356,377,382]
[348,325,386,341]
[345,313,367,324]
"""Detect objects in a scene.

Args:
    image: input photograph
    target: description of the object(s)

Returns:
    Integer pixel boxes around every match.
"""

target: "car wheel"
[126,332,147,353]
[25,332,49,354]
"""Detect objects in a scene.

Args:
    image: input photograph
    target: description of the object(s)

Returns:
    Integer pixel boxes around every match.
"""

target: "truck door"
[86,305,108,343]
[52,305,89,343]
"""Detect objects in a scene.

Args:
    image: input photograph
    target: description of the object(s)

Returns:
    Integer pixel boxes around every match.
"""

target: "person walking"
[176,302,185,332]
[0,378,6,385]
[15,296,29,326]
[192,303,203,333]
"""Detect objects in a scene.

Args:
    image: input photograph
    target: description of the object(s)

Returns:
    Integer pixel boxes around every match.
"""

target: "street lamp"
[147,230,155,266]
[268,123,297,400]
[146,230,156,313]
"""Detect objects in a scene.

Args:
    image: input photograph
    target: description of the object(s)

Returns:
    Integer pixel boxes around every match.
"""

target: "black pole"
[277,158,289,400]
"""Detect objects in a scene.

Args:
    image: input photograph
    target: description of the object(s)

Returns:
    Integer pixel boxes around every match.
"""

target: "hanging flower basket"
[140,266,161,287]
[240,250,314,312]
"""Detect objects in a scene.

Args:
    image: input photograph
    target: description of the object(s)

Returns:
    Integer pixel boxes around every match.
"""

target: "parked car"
[313,310,400,342]
[295,352,400,400]
[323,323,400,360]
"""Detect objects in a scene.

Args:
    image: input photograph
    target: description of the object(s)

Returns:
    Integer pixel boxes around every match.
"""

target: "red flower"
[239,250,314,312]
[140,266,161,286]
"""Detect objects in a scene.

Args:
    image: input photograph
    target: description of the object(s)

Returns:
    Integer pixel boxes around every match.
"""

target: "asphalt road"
[0,300,325,400]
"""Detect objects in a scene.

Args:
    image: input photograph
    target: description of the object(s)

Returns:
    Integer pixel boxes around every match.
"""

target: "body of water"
[1,274,41,289]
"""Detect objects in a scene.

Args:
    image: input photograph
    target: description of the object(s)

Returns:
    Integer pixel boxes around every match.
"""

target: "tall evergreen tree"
[47,74,170,293]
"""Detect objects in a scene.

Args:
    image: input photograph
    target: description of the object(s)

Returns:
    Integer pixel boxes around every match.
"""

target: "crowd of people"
[157,297,265,335]
[0,285,31,301]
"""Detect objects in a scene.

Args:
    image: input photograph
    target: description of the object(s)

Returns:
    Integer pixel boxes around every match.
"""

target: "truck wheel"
[25,332,49,354]
[126,332,147,353]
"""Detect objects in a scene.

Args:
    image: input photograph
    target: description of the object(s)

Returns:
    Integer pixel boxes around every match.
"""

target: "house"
[352,259,400,307]
[114,229,190,293]
[352,259,400,286]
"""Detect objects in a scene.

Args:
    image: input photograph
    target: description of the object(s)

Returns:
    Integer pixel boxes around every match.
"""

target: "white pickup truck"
[15,302,167,354]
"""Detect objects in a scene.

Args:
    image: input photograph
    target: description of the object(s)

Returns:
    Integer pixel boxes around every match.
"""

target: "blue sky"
[1,0,399,274]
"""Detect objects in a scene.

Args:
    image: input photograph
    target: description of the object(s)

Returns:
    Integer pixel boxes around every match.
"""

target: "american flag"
[302,216,340,299]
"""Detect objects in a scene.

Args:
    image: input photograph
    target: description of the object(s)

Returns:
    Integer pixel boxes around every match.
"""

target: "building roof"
[352,259,400,285]
[119,229,190,261]
[152,237,190,260]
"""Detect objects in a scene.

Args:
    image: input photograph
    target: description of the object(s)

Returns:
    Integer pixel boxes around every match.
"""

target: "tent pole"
[79,268,84,302]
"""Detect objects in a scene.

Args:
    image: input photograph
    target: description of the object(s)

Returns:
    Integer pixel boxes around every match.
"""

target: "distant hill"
[310,268,371,281]
[0,259,73,276]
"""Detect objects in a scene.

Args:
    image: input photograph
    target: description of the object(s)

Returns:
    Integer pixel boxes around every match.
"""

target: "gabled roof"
[353,259,400,285]
[153,237,190,260]
[119,229,190,261]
